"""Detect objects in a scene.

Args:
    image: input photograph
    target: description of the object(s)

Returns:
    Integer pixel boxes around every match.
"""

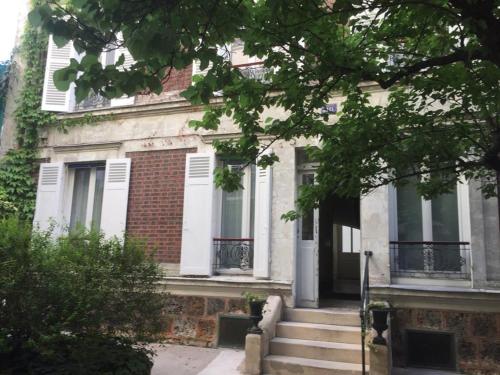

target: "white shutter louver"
[33,162,66,234]
[42,36,76,112]
[110,46,136,107]
[253,150,273,278]
[180,153,216,276]
[100,158,131,239]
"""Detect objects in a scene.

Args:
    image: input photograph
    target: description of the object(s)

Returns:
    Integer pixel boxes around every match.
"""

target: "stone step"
[285,308,361,327]
[270,337,364,364]
[276,321,361,344]
[263,355,366,375]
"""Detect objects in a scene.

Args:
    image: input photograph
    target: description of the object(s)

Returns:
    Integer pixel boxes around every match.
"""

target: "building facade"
[30,36,500,373]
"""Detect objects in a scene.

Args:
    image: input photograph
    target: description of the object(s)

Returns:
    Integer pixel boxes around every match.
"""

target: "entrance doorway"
[319,194,361,302]
[295,170,361,307]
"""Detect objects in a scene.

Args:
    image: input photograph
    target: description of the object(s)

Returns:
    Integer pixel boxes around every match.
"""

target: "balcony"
[74,91,111,111]
[390,241,471,280]
[213,238,254,274]
[234,62,270,83]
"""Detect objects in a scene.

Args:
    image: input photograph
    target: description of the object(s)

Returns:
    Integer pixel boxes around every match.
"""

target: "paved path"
[150,344,244,375]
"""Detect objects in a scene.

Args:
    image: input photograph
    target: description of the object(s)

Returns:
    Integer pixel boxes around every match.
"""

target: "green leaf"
[80,54,99,68]
[53,35,70,48]
[28,9,42,27]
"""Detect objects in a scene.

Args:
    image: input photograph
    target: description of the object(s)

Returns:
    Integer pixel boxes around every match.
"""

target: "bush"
[0,217,168,374]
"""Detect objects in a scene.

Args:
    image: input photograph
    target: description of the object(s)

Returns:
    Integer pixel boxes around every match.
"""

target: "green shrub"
[0,216,168,374]
[0,334,153,375]
[0,187,18,218]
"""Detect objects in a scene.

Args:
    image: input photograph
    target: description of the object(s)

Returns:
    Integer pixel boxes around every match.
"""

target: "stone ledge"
[372,285,500,312]
[159,276,292,302]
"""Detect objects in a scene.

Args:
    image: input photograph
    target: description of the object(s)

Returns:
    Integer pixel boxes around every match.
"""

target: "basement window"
[406,330,456,370]
[217,315,252,349]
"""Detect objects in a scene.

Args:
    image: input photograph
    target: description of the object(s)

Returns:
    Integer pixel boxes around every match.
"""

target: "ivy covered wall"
[0,0,54,219]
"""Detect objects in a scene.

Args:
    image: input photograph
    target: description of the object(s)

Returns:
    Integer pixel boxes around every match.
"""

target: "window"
[220,161,256,238]
[214,160,256,272]
[337,225,361,253]
[300,173,315,241]
[67,164,105,231]
[390,176,471,277]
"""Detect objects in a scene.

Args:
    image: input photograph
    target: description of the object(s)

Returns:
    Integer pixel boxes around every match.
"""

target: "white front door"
[296,172,319,308]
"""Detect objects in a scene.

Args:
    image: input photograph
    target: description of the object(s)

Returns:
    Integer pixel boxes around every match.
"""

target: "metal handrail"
[360,250,373,375]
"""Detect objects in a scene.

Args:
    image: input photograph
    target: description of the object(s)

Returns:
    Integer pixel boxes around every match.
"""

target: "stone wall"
[163,295,248,347]
[391,308,500,374]
[126,148,196,263]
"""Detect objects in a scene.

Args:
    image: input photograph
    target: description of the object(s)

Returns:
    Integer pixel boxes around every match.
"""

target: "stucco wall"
[37,88,500,293]
[38,99,301,283]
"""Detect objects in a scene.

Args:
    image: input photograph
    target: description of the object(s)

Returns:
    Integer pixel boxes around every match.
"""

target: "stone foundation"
[391,308,500,374]
[163,295,248,347]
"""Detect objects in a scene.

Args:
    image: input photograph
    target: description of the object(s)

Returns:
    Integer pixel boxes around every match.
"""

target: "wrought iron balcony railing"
[74,91,111,111]
[234,62,270,83]
[213,238,254,274]
[390,241,471,279]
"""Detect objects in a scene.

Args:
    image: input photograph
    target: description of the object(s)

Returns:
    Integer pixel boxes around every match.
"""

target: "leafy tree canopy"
[30,0,500,215]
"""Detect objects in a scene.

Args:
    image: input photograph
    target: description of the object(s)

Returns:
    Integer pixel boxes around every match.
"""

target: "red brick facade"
[126,148,196,263]
[136,66,192,105]
[161,66,192,92]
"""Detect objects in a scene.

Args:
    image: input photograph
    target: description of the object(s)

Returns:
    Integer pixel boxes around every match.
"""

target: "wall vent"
[406,330,455,370]
[217,315,252,349]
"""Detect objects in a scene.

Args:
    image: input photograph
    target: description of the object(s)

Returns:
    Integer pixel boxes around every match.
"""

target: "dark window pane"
[301,174,315,241]
[91,167,105,230]
[397,177,423,269]
[70,168,90,230]
[397,177,423,241]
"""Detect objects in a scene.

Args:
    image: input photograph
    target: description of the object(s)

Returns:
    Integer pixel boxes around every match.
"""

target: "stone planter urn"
[371,308,389,345]
[247,300,266,334]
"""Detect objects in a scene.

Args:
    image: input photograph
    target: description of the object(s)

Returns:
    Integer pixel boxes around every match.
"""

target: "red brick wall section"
[161,66,192,92]
[135,66,192,105]
[126,148,196,263]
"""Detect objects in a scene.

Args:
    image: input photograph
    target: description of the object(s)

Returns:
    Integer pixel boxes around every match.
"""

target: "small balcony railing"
[234,62,270,83]
[390,241,471,279]
[213,238,254,274]
[74,91,111,111]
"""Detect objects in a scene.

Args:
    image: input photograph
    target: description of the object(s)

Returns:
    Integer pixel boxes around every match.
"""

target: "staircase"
[263,307,368,375]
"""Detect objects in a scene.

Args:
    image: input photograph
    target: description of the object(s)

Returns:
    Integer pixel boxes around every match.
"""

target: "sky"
[0,1,25,61]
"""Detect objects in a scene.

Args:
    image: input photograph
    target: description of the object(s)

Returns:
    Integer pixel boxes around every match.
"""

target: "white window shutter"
[42,35,76,112]
[180,153,216,276]
[33,162,66,234]
[100,158,131,239]
[110,46,136,107]
[192,59,212,77]
[253,151,273,278]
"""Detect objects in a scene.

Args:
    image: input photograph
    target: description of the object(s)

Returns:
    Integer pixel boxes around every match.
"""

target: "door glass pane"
[397,177,423,270]
[301,174,315,241]
[249,165,256,238]
[221,164,243,238]
[70,168,90,230]
[91,167,105,230]
[339,225,361,253]
[432,186,461,271]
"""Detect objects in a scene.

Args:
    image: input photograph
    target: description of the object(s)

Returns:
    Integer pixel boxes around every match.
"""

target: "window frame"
[388,178,472,281]
[216,160,255,240]
[63,162,106,231]
[388,179,471,244]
